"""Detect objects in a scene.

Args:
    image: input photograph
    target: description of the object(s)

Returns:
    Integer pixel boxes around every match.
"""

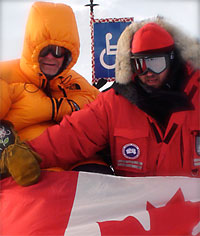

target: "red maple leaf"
[98,189,200,235]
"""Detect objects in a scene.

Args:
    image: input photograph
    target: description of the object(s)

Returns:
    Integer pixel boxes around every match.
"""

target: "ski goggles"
[39,45,66,58]
[131,54,172,75]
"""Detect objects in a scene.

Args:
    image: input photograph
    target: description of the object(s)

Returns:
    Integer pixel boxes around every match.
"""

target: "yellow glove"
[0,121,41,186]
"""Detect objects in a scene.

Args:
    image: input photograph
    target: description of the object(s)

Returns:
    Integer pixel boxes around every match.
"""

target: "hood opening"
[41,48,72,81]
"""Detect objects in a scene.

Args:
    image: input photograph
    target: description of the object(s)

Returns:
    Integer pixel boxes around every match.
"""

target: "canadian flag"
[0,171,200,235]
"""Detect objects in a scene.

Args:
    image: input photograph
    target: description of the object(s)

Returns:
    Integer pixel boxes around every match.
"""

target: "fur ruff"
[115,16,200,84]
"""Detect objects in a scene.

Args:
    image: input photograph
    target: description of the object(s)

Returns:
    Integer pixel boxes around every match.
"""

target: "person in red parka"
[1,17,200,182]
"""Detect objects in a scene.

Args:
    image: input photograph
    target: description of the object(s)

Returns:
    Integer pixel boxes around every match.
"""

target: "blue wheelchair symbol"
[93,21,132,79]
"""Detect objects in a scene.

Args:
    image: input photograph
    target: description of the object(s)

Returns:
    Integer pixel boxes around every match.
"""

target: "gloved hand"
[0,120,41,186]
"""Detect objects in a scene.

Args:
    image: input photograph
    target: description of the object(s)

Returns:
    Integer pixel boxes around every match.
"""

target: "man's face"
[39,53,64,76]
[38,45,65,76]
[138,68,169,88]
[131,54,171,88]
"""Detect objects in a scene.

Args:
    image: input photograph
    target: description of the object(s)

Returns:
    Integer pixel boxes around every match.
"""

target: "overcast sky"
[0,0,199,84]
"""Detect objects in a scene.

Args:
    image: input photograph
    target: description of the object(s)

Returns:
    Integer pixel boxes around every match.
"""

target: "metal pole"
[85,0,99,84]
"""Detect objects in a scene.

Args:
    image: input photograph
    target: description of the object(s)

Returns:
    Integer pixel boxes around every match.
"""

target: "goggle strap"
[170,51,174,60]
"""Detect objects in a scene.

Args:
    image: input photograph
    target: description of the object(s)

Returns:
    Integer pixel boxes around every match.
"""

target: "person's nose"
[45,52,54,59]
[146,70,154,76]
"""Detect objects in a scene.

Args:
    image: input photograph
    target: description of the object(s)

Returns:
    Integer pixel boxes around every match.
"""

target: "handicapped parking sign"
[93,19,133,81]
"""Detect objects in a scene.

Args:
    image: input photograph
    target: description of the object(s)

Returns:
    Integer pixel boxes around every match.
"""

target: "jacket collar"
[112,81,194,127]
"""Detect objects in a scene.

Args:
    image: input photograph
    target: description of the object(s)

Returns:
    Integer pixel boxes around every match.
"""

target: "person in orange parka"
[0,1,112,183]
[0,1,99,140]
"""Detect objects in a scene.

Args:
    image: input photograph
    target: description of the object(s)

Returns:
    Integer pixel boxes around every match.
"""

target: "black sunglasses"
[39,45,67,58]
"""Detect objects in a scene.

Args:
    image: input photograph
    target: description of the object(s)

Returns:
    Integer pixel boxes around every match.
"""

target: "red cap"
[131,23,174,54]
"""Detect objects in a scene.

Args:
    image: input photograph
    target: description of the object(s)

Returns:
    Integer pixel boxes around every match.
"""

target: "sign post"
[85,1,133,86]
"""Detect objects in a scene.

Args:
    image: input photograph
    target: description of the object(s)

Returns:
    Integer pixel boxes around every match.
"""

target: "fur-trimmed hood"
[115,16,200,84]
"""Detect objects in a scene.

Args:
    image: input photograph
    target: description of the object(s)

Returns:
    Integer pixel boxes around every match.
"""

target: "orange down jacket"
[0,2,99,141]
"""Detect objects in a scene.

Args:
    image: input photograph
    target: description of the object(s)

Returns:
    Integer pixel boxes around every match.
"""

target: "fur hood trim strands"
[115,17,200,84]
